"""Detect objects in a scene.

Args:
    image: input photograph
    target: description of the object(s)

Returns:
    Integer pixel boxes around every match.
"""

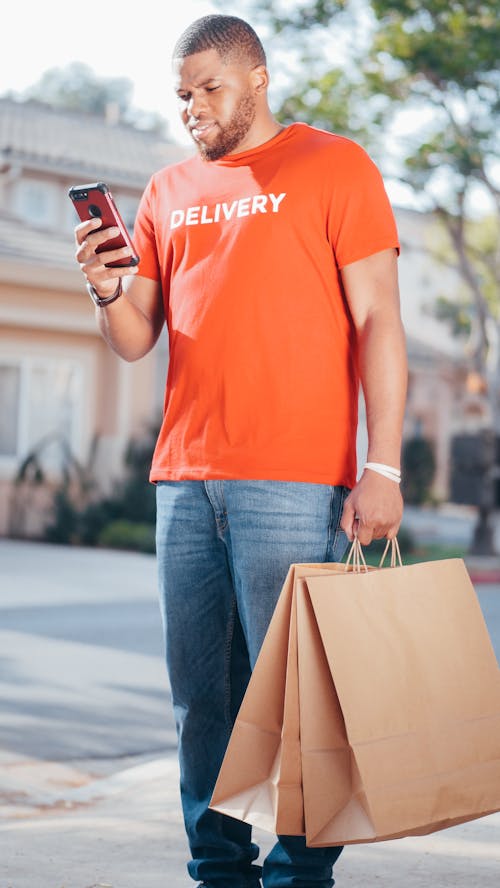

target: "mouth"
[190,122,217,141]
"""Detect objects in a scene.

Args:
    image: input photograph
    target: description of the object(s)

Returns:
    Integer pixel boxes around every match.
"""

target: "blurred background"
[0,0,499,559]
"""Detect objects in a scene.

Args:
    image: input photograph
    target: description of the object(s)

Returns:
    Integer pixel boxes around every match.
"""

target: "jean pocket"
[328,484,350,562]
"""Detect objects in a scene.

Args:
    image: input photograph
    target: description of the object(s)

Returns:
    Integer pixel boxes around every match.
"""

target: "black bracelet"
[86,278,122,307]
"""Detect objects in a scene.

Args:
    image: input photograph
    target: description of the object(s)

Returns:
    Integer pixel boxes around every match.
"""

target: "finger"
[76,231,125,265]
[99,245,136,266]
[385,523,401,541]
[75,224,122,264]
[75,217,103,244]
[373,516,402,540]
[356,524,374,546]
[340,499,356,542]
[82,226,121,252]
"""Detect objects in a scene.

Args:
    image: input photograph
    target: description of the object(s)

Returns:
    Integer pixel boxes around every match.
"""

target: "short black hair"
[173,14,266,68]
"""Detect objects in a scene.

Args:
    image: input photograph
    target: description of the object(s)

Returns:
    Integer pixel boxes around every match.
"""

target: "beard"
[195,90,257,161]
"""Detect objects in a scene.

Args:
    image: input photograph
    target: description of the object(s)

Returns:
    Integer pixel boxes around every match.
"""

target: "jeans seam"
[204,480,229,538]
[223,596,237,732]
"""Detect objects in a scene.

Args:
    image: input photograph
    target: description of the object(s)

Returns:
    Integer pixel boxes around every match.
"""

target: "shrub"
[402,437,436,505]
[44,489,81,544]
[98,520,156,553]
[40,420,160,550]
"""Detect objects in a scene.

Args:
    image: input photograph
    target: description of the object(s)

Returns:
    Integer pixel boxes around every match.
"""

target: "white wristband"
[364,462,401,484]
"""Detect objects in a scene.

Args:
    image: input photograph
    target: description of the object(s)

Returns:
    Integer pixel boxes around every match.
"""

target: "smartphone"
[68,181,140,268]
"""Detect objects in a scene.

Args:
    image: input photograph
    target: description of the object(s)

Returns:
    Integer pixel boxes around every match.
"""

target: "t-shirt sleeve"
[133,176,161,282]
[327,140,400,268]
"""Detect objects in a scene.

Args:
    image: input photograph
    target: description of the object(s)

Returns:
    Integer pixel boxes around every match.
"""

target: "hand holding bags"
[210,541,500,845]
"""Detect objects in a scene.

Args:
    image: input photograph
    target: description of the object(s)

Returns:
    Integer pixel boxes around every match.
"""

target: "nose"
[186,92,208,120]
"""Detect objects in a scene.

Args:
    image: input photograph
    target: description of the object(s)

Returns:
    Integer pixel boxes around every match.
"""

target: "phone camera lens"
[88,204,102,218]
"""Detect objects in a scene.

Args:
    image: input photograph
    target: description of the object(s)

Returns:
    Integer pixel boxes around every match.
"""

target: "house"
[0,98,188,536]
[0,98,482,537]
[395,207,490,501]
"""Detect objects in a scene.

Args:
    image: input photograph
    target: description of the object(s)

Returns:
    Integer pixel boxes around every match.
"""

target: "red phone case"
[68,182,140,268]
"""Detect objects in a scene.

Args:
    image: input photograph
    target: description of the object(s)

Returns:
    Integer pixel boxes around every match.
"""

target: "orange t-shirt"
[133,123,400,488]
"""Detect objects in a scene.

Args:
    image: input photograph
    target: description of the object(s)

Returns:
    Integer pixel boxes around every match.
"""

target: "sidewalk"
[2,751,500,888]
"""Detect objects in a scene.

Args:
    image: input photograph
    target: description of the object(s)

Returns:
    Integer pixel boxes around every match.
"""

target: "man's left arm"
[340,247,408,545]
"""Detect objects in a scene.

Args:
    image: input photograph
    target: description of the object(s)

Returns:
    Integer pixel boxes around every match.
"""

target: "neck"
[231,112,285,156]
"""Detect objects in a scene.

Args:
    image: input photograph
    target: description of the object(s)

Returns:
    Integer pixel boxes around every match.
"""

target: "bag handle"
[379,537,403,568]
[344,537,369,572]
[344,536,403,573]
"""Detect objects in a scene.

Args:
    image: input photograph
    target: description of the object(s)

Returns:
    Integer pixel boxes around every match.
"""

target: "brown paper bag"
[209,562,345,834]
[210,549,500,845]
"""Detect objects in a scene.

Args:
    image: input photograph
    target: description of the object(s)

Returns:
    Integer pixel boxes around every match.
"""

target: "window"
[0,357,83,474]
[13,180,58,227]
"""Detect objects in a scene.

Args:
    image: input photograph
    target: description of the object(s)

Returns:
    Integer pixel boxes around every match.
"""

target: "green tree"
[23,61,133,116]
[12,61,168,135]
[236,0,499,552]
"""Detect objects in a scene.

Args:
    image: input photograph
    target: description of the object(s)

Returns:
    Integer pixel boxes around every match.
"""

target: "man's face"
[173,49,258,161]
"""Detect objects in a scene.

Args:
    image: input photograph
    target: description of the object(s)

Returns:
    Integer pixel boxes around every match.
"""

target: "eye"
[177,93,190,103]
[206,86,221,93]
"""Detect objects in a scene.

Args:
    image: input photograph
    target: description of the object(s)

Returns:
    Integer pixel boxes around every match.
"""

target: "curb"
[0,755,179,815]
[468,570,500,585]
[54,756,179,805]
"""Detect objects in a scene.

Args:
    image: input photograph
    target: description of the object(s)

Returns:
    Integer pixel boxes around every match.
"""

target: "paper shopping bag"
[209,561,347,835]
[210,548,500,845]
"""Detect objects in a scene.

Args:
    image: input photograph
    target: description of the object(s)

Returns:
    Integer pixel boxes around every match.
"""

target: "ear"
[250,64,269,94]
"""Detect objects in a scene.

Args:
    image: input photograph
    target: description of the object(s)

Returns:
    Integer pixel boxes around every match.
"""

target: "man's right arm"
[75,218,164,362]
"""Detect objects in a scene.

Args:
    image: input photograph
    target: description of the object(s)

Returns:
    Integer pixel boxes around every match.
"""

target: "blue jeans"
[156,480,349,888]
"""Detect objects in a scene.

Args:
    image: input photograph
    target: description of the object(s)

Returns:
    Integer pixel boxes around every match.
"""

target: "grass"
[360,542,467,567]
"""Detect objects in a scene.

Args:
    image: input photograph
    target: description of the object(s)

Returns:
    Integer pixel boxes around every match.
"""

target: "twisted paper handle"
[344,537,369,573]
[379,537,403,568]
[344,536,403,572]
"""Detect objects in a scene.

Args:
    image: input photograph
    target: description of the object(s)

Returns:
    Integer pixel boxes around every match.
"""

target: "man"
[75,14,407,888]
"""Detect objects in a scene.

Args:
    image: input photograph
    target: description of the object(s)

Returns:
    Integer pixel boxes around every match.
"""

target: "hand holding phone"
[69,182,140,268]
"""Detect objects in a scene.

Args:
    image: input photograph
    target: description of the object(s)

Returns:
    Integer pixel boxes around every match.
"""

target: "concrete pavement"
[2,751,500,887]
[1,517,500,887]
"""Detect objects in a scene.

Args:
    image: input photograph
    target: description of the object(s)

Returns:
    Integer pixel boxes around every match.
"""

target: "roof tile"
[0,98,190,187]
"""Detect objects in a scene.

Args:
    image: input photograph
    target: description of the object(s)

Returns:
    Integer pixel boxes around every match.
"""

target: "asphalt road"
[0,538,499,765]
[0,540,176,762]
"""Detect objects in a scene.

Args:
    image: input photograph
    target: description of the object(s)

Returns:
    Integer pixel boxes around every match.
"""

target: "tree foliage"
[241,0,499,419]
[245,0,348,30]
[16,61,168,135]
[23,62,133,116]
[367,1,499,211]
